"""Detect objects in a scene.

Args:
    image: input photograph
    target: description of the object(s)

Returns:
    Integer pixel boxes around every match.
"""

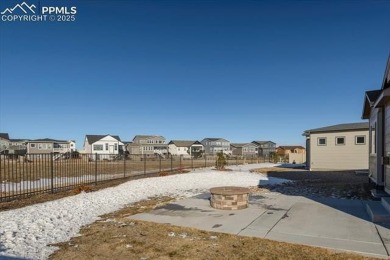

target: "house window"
[38,144,46,150]
[114,143,118,150]
[105,143,108,150]
[355,136,366,145]
[30,143,36,148]
[93,144,103,151]
[335,137,345,145]
[370,124,376,154]
[317,138,327,146]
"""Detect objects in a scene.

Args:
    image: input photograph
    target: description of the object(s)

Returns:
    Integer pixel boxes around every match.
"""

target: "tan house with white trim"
[127,135,168,157]
[303,123,369,171]
[276,146,306,164]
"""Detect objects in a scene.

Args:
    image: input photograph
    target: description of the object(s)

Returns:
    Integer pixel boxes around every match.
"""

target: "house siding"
[130,136,167,156]
[168,144,189,156]
[231,144,258,157]
[368,107,384,185]
[0,138,9,151]
[231,146,243,156]
[309,130,368,170]
[201,139,230,155]
[83,135,124,159]
[384,103,390,192]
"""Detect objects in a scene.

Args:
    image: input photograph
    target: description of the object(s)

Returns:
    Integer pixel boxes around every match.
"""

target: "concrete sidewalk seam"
[264,205,292,238]
[375,224,390,256]
[236,209,268,237]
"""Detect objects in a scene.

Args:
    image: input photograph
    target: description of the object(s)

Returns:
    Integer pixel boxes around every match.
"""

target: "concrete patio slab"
[129,192,389,258]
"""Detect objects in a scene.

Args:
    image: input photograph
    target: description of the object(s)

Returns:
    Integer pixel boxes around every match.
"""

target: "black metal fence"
[0,153,271,202]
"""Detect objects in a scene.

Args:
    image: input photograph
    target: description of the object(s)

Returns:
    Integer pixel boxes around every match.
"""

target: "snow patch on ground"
[0,163,286,259]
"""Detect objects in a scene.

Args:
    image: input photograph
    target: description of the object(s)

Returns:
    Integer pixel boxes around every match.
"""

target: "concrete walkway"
[130,192,390,258]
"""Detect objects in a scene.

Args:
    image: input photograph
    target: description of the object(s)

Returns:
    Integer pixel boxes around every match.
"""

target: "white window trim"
[335,136,346,146]
[317,137,327,146]
[355,135,366,145]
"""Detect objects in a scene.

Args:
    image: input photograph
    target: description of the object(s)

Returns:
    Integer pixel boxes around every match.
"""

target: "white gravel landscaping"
[0,163,287,260]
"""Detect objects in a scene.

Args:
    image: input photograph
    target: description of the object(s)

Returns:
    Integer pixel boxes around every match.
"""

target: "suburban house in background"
[230,143,258,157]
[303,122,369,171]
[362,55,390,193]
[201,138,231,155]
[127,135,168,157]
[0,133,9,153]
[84,134,123,160]
[276,145,306,164]
[251,140,276,157]
[26,138,76,159]
[0,133,30,155]
[168,140,204,158]
[8,138,29,155]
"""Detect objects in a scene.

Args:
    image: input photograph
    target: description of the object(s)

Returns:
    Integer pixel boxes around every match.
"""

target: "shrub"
[159,171,169,177]
[215,151,227,170]
[73,185,93,194]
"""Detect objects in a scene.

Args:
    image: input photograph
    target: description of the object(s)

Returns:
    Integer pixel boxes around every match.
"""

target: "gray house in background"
[8,139,29,155]
[26,138,76,159]
[127,135,168,157]
[201,138,231,155]
[0,133,10,153]
[0,134,30,155]
[362,55,390,193]
[252,141,276,157]
[231,143,258,157]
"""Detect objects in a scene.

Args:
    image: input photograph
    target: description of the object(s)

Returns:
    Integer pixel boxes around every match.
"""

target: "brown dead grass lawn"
[49,197,376,260]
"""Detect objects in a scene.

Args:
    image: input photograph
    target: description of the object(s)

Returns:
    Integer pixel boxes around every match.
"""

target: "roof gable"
[303,122,369,136]
[27,138,69,143]
[86,134,122,144]
[202,138,229,142]
[231,143,257,148]
[382,54,390,90]
[133,135,165,141]
[168,140,202,147]
[252,140,275,145]
[362,90,381,119]
[0,133,9,140]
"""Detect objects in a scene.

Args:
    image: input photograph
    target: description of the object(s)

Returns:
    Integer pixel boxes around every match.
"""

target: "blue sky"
[0,0,389,149]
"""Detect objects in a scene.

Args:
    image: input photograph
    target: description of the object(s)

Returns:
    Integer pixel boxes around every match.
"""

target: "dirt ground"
[253,167,373,199]
[48,167,377,260]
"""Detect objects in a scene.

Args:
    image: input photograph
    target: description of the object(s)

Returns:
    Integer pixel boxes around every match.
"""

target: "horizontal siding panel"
[310,130,368,170]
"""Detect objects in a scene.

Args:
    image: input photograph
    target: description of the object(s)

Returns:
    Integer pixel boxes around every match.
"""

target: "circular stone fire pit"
[210,186,250,210]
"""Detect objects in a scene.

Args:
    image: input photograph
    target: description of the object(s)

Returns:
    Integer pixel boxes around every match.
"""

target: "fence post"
[236,156,238,166]
[204,156,207,167]
[179,155,182,169]
[50,153,54,193]
[95,153,98,185]
[191,156,193,170]
[144,154,146,175]
[159,156,162,172]
[170,155,173,172]
[123,153,126,178]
